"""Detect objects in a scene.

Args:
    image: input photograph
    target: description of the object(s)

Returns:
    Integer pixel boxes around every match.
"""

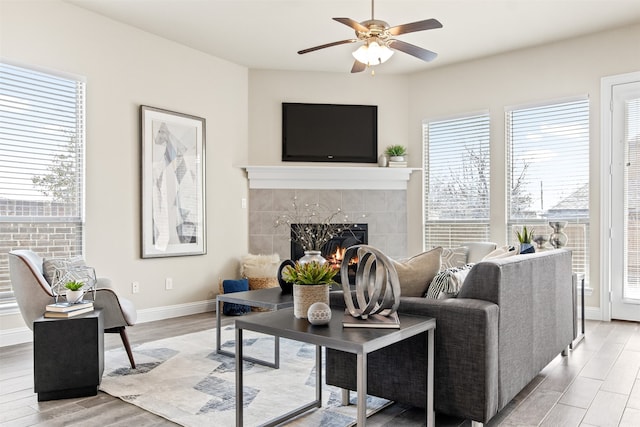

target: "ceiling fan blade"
[333,17,369,33]
[388,18,443,36]
[298,39,358,55]
[388,39,438,62]
[351,60,366,73]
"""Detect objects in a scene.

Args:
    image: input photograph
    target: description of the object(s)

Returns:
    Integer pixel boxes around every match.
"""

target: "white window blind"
[624,97,639,299]
[0,62,85,298]
[506,98,590,282]
[423,113,490,248]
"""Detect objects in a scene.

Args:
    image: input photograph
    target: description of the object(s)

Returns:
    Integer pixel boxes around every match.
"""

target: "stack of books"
[388,160,407,168]
[342,309,400,329]
[44,300,94,318]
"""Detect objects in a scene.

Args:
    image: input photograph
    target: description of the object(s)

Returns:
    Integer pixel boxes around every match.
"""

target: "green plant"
[64,281,84,291]
[281,261,337,285]
[516,226,534,244]
[385,145,407,157]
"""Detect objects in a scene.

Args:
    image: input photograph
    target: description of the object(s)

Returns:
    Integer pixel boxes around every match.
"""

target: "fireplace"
[291,223,368,283]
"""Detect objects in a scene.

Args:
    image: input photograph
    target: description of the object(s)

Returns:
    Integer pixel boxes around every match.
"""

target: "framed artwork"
[141,106,206,258]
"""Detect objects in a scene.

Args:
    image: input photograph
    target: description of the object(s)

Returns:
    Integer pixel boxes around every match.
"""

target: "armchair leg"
[105,326,136,369]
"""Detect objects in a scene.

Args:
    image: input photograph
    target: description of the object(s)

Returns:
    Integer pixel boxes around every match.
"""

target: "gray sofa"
[326,249,574,425]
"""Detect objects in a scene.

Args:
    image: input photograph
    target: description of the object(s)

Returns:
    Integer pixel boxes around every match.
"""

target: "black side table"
[33,309,104,401]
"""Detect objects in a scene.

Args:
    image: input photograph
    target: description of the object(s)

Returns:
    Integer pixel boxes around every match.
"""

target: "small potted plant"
[385,145,407,162]
[281,261,337,319]
[516,226,535,254]
[64,280,85,304]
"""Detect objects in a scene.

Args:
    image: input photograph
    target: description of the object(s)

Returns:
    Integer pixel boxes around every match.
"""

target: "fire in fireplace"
[290,223,368,278]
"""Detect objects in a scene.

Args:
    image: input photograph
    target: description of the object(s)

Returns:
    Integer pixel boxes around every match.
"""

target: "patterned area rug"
[100,325,391,426]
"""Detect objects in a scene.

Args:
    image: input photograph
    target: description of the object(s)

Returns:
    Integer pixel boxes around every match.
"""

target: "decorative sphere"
[307,302,331,325]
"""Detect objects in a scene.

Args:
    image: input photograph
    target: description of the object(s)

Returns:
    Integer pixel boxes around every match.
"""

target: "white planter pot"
[66,290,84,303]
[389,156,405,162]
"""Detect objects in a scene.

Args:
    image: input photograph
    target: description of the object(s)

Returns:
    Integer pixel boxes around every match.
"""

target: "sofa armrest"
[327,292,500,422]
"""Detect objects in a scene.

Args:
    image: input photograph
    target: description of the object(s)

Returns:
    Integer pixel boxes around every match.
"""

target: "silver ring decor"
[340,245,401,319]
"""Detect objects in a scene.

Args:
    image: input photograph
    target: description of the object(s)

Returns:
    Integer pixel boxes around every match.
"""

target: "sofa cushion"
[441,247,469,270]
[393,247,442,297]
[426,264,473,299]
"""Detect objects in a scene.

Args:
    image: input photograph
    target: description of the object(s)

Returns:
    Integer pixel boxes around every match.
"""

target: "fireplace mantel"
[241,165,421,190]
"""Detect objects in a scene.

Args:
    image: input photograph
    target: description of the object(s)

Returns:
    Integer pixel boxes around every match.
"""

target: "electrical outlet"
[131,281,139,294]
[241,198,247,209]
[165,277,173,290]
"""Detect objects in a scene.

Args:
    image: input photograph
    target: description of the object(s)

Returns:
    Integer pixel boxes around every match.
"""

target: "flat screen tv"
[282,102,377,163]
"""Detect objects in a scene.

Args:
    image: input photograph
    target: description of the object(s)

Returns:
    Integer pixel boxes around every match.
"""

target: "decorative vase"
[293,284,330,319]
[298,250,326,265]
[307,302,332,325]
[66,290,84,304]
[533,234,549,250]
[549,221,569,248]
[277,259,295,294]
[378,154,389,167]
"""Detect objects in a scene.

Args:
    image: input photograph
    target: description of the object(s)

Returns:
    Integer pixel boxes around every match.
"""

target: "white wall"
[247,24,640,316]
[1,0,249,333]
[407,23,640,314]
[248,70,410,165]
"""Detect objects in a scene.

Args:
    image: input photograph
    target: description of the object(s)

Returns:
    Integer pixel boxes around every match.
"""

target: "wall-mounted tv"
[282,102,378,163]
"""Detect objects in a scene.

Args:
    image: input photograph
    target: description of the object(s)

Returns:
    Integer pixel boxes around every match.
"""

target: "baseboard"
[584,306,603,321]
[135,299,216,324]
[0,299,217,347]
[0,326,32,347]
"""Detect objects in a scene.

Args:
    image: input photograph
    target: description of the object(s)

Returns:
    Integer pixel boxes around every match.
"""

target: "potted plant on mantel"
[281,261,337,319]
[384,144,407,162]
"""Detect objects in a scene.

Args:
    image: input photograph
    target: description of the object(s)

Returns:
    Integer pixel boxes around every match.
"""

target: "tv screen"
[282,103,377,163]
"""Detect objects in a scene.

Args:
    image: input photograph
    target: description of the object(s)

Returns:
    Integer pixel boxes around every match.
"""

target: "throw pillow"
[240,253,280,278]
[222,278,251,316]
[482,245,519,260]
[392,247,442,297]
[426,264,474,299]
[43,256,86,293]
[440,247,469,270]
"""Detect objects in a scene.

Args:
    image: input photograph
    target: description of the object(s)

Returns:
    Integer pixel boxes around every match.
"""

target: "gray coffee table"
[216,287,293,368]
[235,308,436,427]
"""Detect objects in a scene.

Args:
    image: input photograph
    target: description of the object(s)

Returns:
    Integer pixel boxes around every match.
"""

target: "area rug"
[100,325,391,426]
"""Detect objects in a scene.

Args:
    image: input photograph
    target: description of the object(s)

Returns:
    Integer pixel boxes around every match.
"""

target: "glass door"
[611,80,640,321]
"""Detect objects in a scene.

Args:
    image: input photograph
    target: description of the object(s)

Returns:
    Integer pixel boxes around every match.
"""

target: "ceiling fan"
[297,0,443,73]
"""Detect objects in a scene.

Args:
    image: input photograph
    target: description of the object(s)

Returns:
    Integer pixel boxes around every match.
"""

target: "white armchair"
[9,250,137,368]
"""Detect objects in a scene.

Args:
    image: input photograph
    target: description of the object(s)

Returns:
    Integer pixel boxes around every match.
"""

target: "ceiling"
[65,0,640,75]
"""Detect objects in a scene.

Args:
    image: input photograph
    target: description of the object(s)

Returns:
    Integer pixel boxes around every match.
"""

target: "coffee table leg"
[236,327,243,427]
[356,352,367,426]
[216,297,222,354]
[427,329,434,427]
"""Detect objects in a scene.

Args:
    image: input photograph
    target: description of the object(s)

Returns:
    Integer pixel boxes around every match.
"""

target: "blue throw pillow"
[222,279,250,316]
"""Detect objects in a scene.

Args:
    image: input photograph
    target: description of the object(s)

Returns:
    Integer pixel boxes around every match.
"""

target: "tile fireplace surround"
[245,166,419,260]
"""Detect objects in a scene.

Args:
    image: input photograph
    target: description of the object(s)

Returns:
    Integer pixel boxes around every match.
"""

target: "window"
[0,62,85,306]
[423,112,491,248]
[506,98,590,284]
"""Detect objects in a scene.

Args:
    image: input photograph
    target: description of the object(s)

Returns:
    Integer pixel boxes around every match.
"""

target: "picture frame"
[141,106,206,258]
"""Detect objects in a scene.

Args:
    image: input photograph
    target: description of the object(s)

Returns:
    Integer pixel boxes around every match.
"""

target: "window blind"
[423,113,491,248]
[506,98,590,282]
[0,62,85,297]
[624,97,639,299]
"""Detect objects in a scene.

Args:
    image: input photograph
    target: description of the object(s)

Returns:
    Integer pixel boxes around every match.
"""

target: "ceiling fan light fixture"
[352,40,393,66]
